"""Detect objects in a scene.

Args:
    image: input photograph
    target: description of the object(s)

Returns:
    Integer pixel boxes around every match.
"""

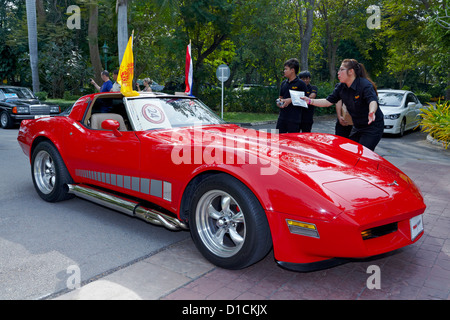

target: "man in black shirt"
[299,71,317,132]
[276,58,307,133]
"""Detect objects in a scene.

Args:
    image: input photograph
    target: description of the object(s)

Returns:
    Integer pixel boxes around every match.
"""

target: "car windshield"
[378,92,403,107]
[0,87,35,100]
[125,96,226,131]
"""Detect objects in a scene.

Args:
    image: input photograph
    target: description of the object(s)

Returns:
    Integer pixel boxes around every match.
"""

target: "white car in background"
[378,89,423,136]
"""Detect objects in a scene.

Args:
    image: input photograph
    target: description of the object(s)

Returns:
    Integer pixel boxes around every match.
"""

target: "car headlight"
[384,113,401,120]
[12,106,30,114]
[50,106,61,113]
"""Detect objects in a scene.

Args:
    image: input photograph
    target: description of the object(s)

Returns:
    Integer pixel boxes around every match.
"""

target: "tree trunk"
[297,0,315,71]
[327,38,339,84]
[88,2,103,84]
[117,0,128,65]
[26,0,40,92]
[36,0,46,25]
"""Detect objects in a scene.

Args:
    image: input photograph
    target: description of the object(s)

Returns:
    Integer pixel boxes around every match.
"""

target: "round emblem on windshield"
[142,104,165,124]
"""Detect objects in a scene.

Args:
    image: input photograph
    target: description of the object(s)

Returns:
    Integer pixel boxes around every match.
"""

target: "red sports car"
[17,92,426,271]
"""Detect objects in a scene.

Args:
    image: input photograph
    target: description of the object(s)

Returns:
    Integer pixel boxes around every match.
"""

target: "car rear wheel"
[31,141,74,202]
[0,111,13,129]
[189,174,272,269]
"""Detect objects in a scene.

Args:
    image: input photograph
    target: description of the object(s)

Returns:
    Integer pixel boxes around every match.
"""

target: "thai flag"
[184,42,193,96]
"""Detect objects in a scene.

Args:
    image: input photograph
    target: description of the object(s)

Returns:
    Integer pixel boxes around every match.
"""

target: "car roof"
[378,89,411,94]
[94,92,196,99]
[0,85,31,90]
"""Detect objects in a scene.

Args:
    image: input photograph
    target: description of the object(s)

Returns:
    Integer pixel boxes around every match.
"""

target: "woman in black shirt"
[302,59,384,151]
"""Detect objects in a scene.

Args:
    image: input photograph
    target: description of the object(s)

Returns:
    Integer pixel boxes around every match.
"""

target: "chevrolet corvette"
[17,92,426,271]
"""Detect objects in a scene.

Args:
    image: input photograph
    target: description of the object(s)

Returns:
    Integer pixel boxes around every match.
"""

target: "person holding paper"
[302,59,384,151]
[276,58,307,133]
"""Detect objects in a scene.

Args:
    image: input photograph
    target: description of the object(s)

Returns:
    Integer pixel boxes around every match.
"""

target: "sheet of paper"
[289,90,308,108]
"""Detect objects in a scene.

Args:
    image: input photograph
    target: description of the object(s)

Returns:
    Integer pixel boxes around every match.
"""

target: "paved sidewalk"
[55,118,450,301]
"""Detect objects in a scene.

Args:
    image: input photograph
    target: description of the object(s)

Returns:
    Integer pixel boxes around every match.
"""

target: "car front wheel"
[189,174,272,270]
[31,141,74,202]
[0,111,13,129]
[398,118,406,137]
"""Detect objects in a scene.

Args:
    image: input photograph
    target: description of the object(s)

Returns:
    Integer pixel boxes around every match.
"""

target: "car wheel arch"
[179,170,266,223]
[31,136,55,160]
[30,136,68,167]
[184,170,273,269]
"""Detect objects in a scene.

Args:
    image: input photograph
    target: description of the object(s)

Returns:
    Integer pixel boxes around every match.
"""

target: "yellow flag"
[118,34,139,97]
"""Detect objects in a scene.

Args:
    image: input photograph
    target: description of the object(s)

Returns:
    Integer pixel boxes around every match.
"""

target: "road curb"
[426,133,448,149]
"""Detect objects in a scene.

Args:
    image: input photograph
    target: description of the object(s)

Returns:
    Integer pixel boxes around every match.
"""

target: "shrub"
[419,100,450,149]
[198,86,279,114]
[313,82,337,116]
[35,91,48,101]
[198,82,339,116]
[415,91,432,104]
[63,91,80,101]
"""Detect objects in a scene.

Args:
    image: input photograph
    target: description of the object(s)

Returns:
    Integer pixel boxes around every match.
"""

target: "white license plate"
[410,214,424,241]
[34,115,50,119]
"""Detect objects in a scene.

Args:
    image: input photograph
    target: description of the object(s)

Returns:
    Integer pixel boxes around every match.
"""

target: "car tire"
[398,118,406,137]
[189,173,272,270]
[31,141,75,202]
[0,111,13,129]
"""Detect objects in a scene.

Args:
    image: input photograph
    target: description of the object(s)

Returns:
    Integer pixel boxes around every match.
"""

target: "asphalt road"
[1,116,448,300]
[0,128,189,299]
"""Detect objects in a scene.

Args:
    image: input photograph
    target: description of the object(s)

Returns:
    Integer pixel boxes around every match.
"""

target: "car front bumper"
[266,193,425,271]
[383,118,401,134]
[11,114,58,123]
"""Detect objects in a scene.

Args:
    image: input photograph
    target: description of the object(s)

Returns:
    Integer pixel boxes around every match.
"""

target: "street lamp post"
[102,41,109,71]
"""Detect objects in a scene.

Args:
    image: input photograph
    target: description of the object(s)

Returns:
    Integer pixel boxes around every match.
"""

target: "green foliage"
[198,86,279,114]
[222,112,278,123]
[415,91,432,104]
[419,100,450,149]
[35,91,48,101]
[47,98,77,112]
[1,0,447,104]
[63,91,81,101]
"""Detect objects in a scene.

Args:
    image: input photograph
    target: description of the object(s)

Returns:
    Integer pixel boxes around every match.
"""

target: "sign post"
[216,64,230,119]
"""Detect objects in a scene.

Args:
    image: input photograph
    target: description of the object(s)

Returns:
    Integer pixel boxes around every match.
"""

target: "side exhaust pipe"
[68,184,188,231]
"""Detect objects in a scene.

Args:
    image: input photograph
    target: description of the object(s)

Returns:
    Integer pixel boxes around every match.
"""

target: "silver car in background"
[378,89,423,137]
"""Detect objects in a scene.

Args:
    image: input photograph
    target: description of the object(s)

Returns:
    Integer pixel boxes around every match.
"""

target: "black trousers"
[300,121,313,133]
[276,119,301,133]
[349,120,384,151]
[335,120,353,138]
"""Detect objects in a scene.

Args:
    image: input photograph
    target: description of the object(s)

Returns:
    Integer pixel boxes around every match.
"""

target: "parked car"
[378,89,423,136]
[17,92,425,271]
[136,79,165,92]
[0,86,60,129]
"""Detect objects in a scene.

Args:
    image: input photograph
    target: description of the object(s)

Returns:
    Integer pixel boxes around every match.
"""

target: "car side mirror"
[101,119,122,137]
[407,102,415,108]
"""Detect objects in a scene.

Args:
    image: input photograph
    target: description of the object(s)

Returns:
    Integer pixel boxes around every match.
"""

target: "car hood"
[3,98,41,106]
[140,124,424,220]
[143,124,385,176]
[379,106,403,115]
